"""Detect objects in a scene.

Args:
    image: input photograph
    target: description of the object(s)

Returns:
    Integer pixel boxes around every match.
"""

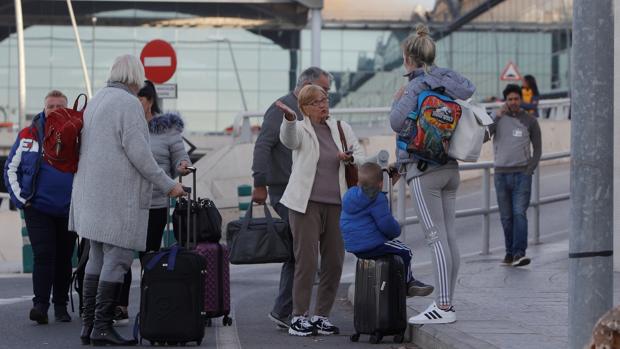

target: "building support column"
[569,0,614,348]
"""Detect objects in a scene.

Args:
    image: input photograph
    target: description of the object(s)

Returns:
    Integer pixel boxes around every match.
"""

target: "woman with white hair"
[69,54,186,346]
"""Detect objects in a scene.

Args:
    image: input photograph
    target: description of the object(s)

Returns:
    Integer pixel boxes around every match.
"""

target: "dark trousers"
[270,190,295,319]
[494,172,532,257]
[355,240,414,283]
[118,207,168,306]
[23,206,77,309]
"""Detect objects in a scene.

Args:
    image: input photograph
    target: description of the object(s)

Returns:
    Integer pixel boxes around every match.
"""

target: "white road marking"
[215,306,241,349]
[0,295,31,305]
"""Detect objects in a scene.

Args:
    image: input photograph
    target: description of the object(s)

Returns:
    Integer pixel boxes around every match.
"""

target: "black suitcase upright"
[138,172,206,346]
[351,255,407,344]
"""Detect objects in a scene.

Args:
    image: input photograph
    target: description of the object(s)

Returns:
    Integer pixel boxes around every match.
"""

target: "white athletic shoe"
[408,302,456,325]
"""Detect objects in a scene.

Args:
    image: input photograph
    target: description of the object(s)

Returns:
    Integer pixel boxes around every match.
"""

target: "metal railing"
[395,151,571,255]
[232,97,572,142]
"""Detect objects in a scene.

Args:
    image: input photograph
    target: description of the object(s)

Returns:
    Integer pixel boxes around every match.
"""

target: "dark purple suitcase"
[195,242,232,327]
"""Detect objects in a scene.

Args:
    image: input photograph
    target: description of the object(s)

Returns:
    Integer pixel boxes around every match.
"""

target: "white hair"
[107,54,145,88]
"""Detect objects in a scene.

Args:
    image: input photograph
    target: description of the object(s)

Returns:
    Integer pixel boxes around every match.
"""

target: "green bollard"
[238,184,252,218]
[163,197,177,247]
[20,210,33,273]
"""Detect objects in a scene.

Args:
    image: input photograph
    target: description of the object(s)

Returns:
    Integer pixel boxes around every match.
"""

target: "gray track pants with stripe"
[409,166,460,307]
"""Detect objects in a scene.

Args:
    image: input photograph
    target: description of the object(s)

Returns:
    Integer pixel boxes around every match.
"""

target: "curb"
[346,283,496,348]
[0,262,20,274]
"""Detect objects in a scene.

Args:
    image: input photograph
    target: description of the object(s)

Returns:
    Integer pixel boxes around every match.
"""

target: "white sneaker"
[408,302,456,324]
[288,316,316,336]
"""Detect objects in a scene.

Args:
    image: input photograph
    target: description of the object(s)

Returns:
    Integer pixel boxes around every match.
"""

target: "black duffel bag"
[173,197,222,244]
[227,204,292,265]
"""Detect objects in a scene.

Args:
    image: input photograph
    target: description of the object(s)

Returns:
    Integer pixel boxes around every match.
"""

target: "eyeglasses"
[307,97,329,107]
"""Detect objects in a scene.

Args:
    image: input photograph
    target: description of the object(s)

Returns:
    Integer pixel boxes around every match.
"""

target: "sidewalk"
[401,239,620,349]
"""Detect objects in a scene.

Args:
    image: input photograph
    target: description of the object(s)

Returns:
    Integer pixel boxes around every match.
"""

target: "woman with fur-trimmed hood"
[114,80,192,324]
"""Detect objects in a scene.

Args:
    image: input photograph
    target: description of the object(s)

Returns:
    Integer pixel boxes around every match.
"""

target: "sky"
[323,0,437,21]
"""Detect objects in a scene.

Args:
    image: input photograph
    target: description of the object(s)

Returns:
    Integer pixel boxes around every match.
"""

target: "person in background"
[489,84,541,268]
[70,55,186,346]
[114,80,191,325]
[277,84,366,337]
[521,74,540,118]
[4,90,77,325]
[340,162,434,297]
[251,67,332,329]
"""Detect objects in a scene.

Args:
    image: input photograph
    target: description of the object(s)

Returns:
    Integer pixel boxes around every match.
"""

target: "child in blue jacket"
[340,162,433,297]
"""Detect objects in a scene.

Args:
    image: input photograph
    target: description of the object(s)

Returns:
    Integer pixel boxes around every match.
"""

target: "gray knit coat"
[68,82,177,251]
[148,112,191,208]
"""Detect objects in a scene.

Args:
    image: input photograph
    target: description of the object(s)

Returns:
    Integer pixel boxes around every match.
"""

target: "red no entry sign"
[140,39,177,84]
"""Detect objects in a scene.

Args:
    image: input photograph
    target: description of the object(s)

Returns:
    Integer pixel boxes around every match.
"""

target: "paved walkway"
[402,238,620,349]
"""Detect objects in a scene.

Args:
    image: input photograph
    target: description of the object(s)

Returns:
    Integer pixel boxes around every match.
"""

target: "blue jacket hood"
[342,186,376,214]
[149,112,185,134]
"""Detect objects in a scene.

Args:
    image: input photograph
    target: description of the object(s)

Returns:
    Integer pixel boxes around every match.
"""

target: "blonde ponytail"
[402,24,436,73]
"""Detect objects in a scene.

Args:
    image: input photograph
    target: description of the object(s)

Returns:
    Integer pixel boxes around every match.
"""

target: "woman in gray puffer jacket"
[390,25,475,326]
[115,80,192,323]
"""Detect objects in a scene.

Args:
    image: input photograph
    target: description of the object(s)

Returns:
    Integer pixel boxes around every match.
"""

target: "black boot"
[80,274,99,345]
[90,281,137,346]
[29,303,49,325]
[54,304,72,322]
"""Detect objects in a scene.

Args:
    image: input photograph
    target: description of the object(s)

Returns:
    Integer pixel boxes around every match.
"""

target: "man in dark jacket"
[4,90,77,324]
[489,84,542,267]
[251,67,331,328]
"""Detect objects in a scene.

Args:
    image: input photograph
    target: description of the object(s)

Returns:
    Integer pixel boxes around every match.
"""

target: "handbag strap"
[72,93,88,111]
[337,120,348,152]
[240,203,277,235]
[144,245,179,272]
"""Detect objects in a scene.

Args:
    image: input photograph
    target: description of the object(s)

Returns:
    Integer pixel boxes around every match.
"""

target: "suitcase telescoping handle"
[179,166,197,248]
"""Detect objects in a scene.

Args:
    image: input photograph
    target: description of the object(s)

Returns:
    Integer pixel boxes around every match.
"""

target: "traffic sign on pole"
[140,39,177,84]
[500,61,522,81]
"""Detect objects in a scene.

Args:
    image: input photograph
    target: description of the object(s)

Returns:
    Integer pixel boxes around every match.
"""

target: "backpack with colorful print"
[396,90,462,170]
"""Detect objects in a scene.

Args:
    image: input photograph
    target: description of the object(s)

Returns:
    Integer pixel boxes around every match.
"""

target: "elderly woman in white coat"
[276,84,365,337]
[69,55,186,346]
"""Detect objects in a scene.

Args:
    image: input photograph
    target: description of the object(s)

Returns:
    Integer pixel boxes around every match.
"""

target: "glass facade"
[0,0,573,132]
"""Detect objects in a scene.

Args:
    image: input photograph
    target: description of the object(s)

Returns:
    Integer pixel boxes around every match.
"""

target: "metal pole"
[91,16,96,89]
[569,1,614,348]
[532,167,541,245]
[226,40,247,111]
[14,0,26,129]
[397,177,407,242]
[310,8,322,66]
[481,168,490,255]
[66,0,92,98]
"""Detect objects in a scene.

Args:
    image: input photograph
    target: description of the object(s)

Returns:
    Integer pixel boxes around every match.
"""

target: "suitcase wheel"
[350,333,360,342]
[393,334,404,343]
[369,332,383,344]
[223,316,233,326]
[206,318,212,327]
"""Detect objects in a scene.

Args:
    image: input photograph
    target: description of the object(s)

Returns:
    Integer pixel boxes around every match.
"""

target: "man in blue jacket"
[340,162,433,297]
[4,90,77,324]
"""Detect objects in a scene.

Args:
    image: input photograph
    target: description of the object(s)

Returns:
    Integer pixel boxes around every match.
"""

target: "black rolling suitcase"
[350,254,407,344]
[137,177,206,346]
[351,170,407,344]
